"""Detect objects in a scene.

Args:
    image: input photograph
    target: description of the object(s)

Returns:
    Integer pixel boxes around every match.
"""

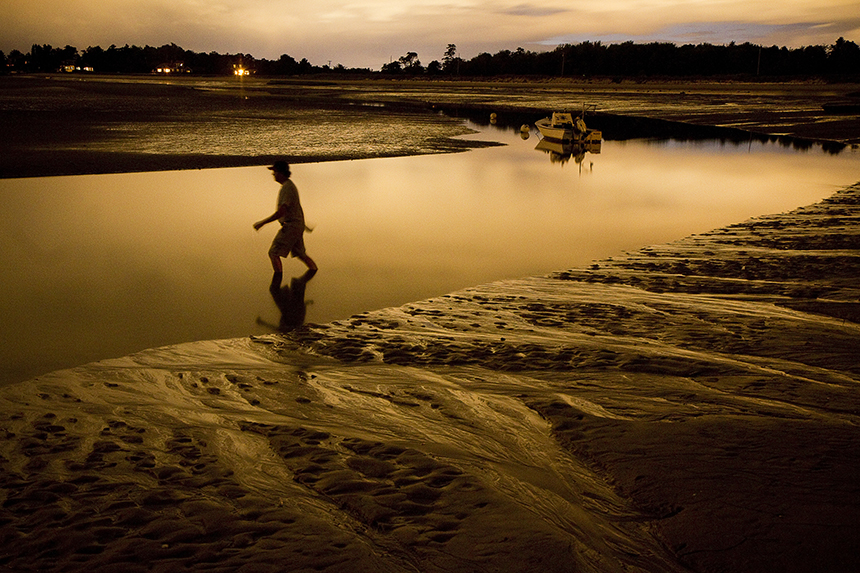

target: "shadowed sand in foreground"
[1,177,858,571]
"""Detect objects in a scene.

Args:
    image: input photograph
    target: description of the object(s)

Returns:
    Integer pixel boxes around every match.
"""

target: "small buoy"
[520,124,530,140]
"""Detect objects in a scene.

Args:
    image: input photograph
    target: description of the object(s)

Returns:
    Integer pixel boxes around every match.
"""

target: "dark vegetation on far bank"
[440,106,854,156]
[2,38,859,80]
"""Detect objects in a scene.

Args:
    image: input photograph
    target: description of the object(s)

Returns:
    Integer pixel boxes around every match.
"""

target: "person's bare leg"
[298,254,318,271]
[270,270,283,290]
[269,254,283,273]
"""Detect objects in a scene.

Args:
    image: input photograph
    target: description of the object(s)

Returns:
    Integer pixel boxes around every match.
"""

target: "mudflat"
[2,74,858,179]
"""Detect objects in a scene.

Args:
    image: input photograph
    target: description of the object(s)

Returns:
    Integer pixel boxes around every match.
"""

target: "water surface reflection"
[257,269,317,333]
[0,124,857,384]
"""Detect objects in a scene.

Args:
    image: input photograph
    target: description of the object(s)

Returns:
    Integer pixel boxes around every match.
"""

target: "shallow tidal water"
[1,122,857,384]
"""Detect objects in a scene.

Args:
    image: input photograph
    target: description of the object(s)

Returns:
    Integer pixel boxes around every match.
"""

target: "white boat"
[535,111,602,143]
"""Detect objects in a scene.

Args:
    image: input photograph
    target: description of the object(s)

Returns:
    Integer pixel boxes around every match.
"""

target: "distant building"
[154,62,190,74]
[60,60,80,73]
[233,63,253,76]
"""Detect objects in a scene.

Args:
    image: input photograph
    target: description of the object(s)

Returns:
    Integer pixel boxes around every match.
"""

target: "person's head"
[268,161,291,181]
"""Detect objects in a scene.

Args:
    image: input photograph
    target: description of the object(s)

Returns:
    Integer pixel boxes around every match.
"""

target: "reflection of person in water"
[257,269,317,332]
[253,161,317,282]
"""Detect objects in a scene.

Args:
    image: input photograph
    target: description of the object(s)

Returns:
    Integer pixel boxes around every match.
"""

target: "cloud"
[498,3,568,17]
[540,19,860,49]
[2,0,858,68]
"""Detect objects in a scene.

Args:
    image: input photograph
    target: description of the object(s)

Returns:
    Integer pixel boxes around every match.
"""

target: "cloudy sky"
[4,0,859,69]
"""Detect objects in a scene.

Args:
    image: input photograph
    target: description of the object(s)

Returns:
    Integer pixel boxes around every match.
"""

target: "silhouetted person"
[257,269,317,332]
[254,161,317,282]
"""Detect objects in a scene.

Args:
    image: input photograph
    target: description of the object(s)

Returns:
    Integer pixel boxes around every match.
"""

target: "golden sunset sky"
[3,0,859,69]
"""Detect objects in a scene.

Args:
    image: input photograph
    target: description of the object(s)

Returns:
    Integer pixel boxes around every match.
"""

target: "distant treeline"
[2,38,859,79]
[0,43,327,76]
[456,38,860,79]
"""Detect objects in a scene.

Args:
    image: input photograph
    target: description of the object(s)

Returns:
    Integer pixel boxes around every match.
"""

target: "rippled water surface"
[1,122,857,383]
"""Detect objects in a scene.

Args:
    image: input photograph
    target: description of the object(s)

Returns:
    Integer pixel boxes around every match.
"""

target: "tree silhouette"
[2,39,857,79]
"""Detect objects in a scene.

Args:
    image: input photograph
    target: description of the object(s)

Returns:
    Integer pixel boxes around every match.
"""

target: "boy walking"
[253,161,318,275]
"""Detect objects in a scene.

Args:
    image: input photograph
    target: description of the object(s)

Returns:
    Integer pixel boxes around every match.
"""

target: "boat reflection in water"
[535,137,602,167]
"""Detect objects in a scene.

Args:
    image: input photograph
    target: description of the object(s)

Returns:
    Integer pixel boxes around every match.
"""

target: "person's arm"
[254,203,287,231]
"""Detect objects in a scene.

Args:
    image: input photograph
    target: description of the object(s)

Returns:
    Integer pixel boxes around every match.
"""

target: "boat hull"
[535,119,571,141]
[535,116,602,143]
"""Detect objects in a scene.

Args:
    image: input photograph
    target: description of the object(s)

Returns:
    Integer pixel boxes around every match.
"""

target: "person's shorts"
[269,225,306,258]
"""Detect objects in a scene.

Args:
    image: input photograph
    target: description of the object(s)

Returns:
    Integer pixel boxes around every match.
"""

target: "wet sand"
[1,74,859,572]
[0,75,495,179]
